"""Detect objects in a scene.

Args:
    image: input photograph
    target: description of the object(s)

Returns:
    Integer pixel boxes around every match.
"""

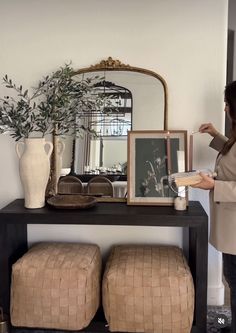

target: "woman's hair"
[221,81,236,155]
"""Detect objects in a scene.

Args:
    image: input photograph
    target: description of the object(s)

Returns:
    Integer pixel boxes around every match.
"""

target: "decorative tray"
[47,194,97,209]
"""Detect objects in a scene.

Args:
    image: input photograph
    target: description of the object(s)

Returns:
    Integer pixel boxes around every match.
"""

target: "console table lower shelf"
[0,199,208,333]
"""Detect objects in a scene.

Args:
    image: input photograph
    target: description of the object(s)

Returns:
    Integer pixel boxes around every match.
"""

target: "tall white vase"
[16,138,53,209]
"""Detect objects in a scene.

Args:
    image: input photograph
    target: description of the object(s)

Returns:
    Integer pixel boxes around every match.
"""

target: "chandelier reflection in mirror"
[88,80,132,137]
[71,76,132,175]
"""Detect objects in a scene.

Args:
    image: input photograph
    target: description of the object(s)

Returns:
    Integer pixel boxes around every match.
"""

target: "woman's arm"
[209,133,228,152]
[198,122,228,152]
[199,123,219,137]
[191,172,215,190]
[192,174,236,202]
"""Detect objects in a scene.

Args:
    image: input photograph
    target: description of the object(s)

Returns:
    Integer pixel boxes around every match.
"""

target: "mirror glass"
[60,58,168,198]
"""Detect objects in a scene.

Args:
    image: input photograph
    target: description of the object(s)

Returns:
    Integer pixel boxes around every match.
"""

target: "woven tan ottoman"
[10,242,102,330]
[102,245,194,333]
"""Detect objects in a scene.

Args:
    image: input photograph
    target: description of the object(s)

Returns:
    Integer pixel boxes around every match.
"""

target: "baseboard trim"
[207,284,225,306]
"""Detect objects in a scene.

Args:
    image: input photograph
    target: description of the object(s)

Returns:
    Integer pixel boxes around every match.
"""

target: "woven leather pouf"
[11,242,101,330]
[102,245,194,333]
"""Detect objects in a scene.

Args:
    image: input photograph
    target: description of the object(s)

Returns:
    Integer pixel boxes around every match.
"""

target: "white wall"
[0,0,228,305]
[102,139,127,168]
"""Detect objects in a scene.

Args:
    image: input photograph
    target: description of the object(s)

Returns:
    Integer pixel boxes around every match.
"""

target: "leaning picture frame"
[127,130,188,205]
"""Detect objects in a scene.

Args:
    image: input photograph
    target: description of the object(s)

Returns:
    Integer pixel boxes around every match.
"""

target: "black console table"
[0,199,208,333]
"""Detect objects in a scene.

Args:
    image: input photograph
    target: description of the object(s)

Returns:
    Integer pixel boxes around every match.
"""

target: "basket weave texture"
[102,245,194,333]
[10,242,102,330]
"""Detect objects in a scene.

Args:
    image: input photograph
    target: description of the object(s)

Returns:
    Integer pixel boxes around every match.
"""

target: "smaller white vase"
[16,138,53,209]
[55,136,65,185]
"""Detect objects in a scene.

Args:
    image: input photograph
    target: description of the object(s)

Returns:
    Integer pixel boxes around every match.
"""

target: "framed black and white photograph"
[127,130,188,205]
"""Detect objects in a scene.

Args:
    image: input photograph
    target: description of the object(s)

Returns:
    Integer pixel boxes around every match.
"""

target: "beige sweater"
[209,133,236,254]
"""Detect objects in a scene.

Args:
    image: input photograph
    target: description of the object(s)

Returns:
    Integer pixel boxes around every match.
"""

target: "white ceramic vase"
[16,138,53,209]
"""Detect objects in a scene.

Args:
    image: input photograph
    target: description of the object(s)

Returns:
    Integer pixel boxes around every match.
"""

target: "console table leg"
[189,224,208,333]
[0,224,28,314]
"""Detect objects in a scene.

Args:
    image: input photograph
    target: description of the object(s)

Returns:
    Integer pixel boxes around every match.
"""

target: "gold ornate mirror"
[54,57,168,199]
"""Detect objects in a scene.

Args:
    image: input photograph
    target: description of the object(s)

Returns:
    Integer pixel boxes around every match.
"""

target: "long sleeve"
[210,135,236,202]
[209,133,228,152]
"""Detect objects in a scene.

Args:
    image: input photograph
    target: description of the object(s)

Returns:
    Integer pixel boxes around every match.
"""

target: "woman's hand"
[199,123,219,137]
[191,172,215,190]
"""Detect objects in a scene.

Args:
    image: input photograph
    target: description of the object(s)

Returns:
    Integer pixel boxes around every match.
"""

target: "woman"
[193,81,236,333]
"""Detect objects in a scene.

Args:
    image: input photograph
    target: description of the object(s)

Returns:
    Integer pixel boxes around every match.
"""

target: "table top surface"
[0,199,208,227]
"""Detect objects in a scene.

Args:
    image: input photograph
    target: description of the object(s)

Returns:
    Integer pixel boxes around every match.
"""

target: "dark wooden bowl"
[47,194,97,209]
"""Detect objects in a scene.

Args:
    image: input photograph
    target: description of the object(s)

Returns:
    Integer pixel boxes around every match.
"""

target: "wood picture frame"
[127,130,188,205]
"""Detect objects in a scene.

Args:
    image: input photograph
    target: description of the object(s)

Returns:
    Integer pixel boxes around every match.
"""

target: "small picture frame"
[127,130,188,205]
